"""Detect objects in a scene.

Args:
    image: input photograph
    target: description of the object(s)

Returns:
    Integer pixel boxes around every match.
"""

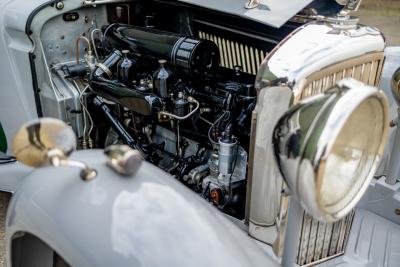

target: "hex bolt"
[56,1,64,10]
[395,209,400,215]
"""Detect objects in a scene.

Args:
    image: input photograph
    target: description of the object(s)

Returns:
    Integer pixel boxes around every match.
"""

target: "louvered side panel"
[198,31,267,75]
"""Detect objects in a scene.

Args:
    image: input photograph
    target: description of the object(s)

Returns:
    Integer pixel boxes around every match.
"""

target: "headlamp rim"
[312,82,389,219]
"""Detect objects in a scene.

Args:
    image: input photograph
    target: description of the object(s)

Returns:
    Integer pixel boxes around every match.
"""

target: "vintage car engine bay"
[30,0,381,218]
[32,0,301,218]
[6,0,396,266]
[89,24,252,216]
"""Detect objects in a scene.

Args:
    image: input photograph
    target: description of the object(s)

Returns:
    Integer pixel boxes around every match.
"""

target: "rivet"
[56,1,64,10]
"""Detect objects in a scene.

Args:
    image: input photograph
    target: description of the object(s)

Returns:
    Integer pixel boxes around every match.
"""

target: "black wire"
[208,111,230,145]
[203,181,211,199]
[0,159,16,165]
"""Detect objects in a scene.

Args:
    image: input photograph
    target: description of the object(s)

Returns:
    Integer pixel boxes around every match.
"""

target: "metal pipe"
[281,199,303,267]
[159,97,199,120]
[76,36,92,64]
[386,108,400,185]
[176,122,182,158]
[90,29,102,61]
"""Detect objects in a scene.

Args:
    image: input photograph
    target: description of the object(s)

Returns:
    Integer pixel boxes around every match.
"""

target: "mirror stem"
[48,150,97,181]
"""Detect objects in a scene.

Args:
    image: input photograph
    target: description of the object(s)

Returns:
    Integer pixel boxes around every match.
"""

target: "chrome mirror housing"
[12,118,76,167]
[391,67,400,105]
[104,145,143,176]
[12,118,96,181]
[273,78,389,222]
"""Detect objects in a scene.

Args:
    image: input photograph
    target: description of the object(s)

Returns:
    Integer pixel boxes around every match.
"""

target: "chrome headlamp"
[273,78,389,222]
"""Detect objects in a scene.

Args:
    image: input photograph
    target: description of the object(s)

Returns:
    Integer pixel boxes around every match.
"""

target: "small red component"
[210,188,222,206]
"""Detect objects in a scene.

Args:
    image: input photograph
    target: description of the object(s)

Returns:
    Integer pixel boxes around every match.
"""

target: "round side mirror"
[12,118,76,167]
[12,118,96,180]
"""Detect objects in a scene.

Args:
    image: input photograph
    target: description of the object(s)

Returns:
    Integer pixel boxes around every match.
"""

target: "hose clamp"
[97,63,112,78]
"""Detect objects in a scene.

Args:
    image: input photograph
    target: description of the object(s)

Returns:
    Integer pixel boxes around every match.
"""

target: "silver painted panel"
[178,0,313,28]
[321,208,400,267]
[0,162,32,193]
[358,177,400,225]
[6,150,279,267]
[0,0,49,154]
[375,47,400,178]
[248,86,292,244]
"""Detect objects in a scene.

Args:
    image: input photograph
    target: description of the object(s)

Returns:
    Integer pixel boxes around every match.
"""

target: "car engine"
[49,19,260,217]
[32,0,334,218]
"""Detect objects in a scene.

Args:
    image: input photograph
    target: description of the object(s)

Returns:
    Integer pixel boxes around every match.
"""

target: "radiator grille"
[295,51,384,266]
[297,211,355,266]
[298,52,384,101]
[198,31,267,75]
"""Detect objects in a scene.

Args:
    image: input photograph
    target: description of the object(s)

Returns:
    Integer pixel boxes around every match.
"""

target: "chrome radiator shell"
[247,22,385,265]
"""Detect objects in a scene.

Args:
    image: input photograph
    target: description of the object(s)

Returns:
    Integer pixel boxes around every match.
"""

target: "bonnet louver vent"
[199,31,267,75]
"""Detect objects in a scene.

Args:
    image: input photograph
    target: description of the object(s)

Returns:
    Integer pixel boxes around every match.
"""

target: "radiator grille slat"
[306,219,319,264]
[198,31,267,75]
[313,221,326,260]
[321,223,333,259]
[328,220,342,256]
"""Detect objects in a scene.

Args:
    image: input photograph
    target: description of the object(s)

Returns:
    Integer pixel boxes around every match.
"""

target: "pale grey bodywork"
[6,150,278,267]
[0,0,42,152]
